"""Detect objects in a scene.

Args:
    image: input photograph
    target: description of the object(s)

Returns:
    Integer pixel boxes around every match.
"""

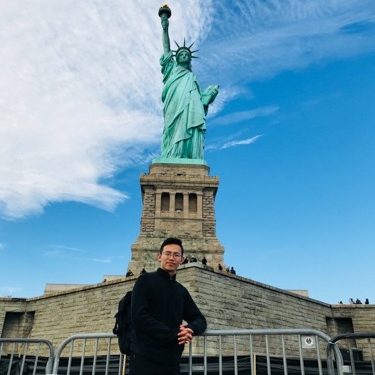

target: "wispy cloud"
[208,135,263,151]
[91,256,126,264]
[44,245,84,258]
[1,0,374,220]
[0,0,214,220]
[213,106,279,128]
[203,0,375,84]
[221,135,263,150]
[44,245,125,264]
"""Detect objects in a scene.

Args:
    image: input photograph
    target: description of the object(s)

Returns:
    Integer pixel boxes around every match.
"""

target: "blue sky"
[1,0,375,305]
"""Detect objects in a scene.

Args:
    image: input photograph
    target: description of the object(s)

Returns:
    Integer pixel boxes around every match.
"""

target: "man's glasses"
[162,251,182,259]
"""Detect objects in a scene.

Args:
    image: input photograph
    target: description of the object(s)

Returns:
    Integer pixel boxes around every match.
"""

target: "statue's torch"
[158,3,172,20]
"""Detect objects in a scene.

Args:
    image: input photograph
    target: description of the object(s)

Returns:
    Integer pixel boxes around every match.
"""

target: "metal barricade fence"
[8,330,370,375]
[51,334,123,375]
[328,333,375,375]
[0,338,55,375]
[49,329,346,375]
[185,328,344,375]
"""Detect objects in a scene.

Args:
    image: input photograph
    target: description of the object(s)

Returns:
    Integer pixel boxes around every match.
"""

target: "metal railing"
[49,329,344,375]
[52,333,123,375]
[0,338,55,375]
[2,330,375,375]
[328,333,375,375]
[186,328,344,375]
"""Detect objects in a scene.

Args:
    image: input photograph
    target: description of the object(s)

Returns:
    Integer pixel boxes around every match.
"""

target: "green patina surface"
[158,5,219,163]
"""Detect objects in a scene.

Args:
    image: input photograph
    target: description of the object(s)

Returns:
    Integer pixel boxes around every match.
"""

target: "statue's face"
[176,50,191,65]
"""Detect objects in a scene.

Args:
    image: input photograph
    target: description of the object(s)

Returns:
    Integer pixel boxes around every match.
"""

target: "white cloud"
[0,0,214,220]
[221,135,263,150]
[203,0,375,84]
[91,256,125,264]
[43,245,85,258]
[207,135,263,152]
[1,0,374,220]
[213,106,279,128]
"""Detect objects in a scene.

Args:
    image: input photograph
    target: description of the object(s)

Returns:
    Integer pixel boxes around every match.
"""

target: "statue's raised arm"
[157,4,219,161]
[159,6,171,55]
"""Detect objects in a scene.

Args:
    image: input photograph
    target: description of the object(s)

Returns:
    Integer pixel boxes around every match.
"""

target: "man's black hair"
[160,237,184,255]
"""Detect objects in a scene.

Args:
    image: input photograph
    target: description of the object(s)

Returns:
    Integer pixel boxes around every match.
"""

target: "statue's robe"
[160,51,206,159]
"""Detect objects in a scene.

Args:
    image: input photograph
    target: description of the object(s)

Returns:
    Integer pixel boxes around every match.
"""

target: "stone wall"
[178,265,331,332]
[331,304,375,333]
[1,265,374,356]
[0,276,135,350]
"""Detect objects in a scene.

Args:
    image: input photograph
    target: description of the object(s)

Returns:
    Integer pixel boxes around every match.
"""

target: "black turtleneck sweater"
[130,268,207,364]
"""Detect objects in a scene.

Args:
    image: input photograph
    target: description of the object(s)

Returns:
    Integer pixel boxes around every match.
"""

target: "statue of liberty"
[158,5,219,160]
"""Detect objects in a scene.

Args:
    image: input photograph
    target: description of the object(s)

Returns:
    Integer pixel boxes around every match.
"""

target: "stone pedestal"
[127,162,225,274]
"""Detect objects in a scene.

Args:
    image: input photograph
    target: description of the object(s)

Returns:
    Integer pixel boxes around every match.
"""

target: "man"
[160,10,219,159]
[129,237,207,375]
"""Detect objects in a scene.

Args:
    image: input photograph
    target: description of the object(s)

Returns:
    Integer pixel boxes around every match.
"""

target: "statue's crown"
[173,39,199,59]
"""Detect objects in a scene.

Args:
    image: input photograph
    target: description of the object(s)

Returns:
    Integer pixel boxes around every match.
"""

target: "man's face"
[158,243,184,275]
